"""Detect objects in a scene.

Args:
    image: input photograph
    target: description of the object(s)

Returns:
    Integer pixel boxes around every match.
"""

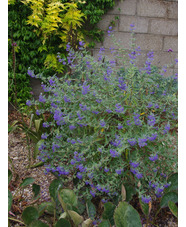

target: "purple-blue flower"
[133,113,142,126]
[27,69,35,78]
[147,102,153,108]
[39,94,46,103]
[92,110,99,114]
[76,172,83,179]
[100,120,106,127]
[64,96,71,103]
[117,124,123,129]
[106,109,112,113]
[43,122,50,128]
[79,104,88,111]
[141,196,151,204]
[138,138,147,148]
[149,154,158,162]
[128,139,136,146]
[126,120,132,126]
[148,133,157,141]
[69,125,76,130]
[90,190,96,197]
[70,159,76,165]
[26,100,31,106]
[148,114,156,126]
[41,133,48,139]
[104,168,109,172]
[115,103,124,113]
[130,167,137,174]
[82,82,90,95]
[136,172,143,179]
[115,169,123,174]
[163,124,170,134]
[130,161,139,168]
[110,149,120,158]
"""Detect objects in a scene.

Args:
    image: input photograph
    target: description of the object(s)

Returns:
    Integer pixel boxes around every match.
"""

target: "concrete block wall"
[93,0,178,76]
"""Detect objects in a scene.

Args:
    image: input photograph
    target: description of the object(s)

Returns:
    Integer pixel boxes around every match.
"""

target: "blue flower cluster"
[27,24,177,203]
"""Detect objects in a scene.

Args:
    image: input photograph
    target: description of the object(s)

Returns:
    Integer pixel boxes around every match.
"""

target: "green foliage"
[102,202,116,225]
[20,177,35,188]
[168,201,178,218]
[29,220,49,227]
[8,190,13,212]
[114,201,142,227]
[8,169,13,185]
[86,200,96,220]
[32,184,41,200]
[139,199,149,216]
[8,0,47,105]
[22,206,39,225]
[98,219,111,227]
[55,218,71,227]
[49,179,63,202]
[165,173,178,193]
[160,192,178,208]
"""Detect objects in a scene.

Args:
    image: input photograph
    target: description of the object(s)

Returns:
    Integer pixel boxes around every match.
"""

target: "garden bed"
[8,109,178,227]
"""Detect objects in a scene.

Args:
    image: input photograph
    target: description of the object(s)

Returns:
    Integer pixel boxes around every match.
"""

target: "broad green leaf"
[98,220,111,227]
[59,212,67,219]
[165,173,178,193]
[59,188,78,210]
[168,201,178,218]
[114,202,142,227]
[29,220,49,227]
[34,119,42,132]
[8,169,12,184]
[32,184,40,200]
[49,179,63,201]
[20,177,35,188]
[68,210,84,226]
[121,184,126,201]
[86,200,96,220]
[34,140,44,159]
[160,192,178,208]
[8,190,13,212]
[82,218,92,227]
[77,200,86,214]
[55,218,71,227]
[22,207,39,225]
[125,184,136,202]
[38,203,48,216]
[139,199,149,216]
[102,202,116,226]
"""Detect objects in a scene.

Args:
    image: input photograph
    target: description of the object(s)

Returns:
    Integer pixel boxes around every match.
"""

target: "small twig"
[26,196,40,206]
[8,217,25,225]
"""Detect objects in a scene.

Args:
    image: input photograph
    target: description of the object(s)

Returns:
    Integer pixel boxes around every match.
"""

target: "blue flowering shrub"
[27,26,178,205]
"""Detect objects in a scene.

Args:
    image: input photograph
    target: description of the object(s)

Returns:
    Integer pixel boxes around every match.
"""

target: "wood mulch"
[8,108,178,227]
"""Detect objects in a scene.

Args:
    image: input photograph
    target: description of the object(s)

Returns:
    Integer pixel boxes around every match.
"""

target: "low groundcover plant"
[26,25,178,205]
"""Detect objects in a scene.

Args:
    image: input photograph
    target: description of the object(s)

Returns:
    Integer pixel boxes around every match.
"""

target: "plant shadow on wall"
[9,24,178,226]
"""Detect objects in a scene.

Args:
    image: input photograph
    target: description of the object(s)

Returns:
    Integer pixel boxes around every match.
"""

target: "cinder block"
[103,32,131,50]
[153,52,178,67]
[118,0,137,16]
[107,0,122,15]
[107,0,137,16]
[167,2,178,19]
[97,14,119,31]
[137,0,167,17]
[135,34,163,51]
[93,48,118,62]
[150,19,178,36]
[119,16,149,33]
[163,37,178,52]
[164,68,175,77]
